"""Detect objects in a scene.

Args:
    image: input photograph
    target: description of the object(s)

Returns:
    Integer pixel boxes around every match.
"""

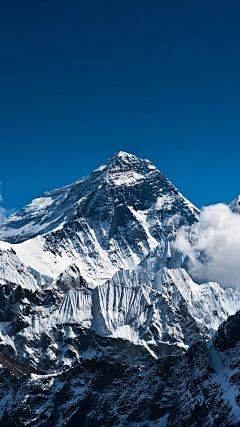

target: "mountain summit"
[0,151,199,283]
[105,150,142,163]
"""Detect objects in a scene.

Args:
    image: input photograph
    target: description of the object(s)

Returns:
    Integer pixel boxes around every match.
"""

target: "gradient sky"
[1,0,240,213]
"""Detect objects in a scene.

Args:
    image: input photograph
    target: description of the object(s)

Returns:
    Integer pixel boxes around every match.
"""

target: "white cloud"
[0,207,9,223]
[0,182,13,223]
[165,213,181,227]
[0,182,3,203]
[200,122,214,132]
[174,203,240,289]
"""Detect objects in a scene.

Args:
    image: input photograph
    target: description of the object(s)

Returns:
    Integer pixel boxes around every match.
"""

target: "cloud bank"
[174,203,240,289]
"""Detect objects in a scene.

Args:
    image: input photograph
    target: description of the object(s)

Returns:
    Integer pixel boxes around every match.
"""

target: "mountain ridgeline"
[0,151,239,426]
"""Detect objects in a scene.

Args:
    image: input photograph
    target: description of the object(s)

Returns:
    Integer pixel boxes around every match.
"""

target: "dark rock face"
[0,348,42,378]
[214,311,240,351]
[56,265,88,293]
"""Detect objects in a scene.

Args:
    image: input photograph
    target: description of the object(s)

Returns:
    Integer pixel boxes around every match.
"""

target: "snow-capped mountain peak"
[0,152,199,284]
[105,150,142,164]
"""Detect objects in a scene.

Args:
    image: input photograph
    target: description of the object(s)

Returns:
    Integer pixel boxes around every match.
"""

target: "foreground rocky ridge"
[0,310,240,426]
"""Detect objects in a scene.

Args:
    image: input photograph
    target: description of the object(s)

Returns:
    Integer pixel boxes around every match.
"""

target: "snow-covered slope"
[0,151,199,285]
[0,247,39,291]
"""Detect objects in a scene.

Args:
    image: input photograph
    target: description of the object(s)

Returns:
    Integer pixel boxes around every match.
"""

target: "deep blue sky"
[1,0,240,212]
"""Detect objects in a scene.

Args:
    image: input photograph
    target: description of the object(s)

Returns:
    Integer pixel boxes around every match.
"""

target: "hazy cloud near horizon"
[0,207,9,223]
[0,183,3,203]
[0,182,14,223]
[174,203,240,289]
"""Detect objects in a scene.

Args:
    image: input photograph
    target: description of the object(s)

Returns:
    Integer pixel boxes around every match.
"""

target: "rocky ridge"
[0,309,240,426]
